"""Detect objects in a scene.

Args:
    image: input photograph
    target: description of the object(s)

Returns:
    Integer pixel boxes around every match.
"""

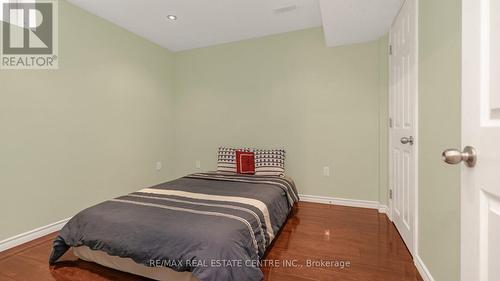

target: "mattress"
[73,246,197,281]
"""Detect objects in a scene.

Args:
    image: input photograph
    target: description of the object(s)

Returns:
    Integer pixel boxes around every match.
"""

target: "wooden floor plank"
[0,202,423,281]
[0,274,17,281]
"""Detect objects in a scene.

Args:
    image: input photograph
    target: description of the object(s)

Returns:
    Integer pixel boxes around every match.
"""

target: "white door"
[461,0,500,280]
[389,0,417,255]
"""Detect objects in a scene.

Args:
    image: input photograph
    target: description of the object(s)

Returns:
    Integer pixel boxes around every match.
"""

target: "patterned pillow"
[217,147,252,173]
[236,151,255,174]
[254,149,286,176]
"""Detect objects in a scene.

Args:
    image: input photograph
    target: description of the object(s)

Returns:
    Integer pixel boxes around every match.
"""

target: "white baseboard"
[299,194,387,212]
[0,217,71,252]
[414,255,435,281]
[378,205,389,214]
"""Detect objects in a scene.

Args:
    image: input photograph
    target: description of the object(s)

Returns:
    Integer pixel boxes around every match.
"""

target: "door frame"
[461,0,481,279]
[388,0,419,258]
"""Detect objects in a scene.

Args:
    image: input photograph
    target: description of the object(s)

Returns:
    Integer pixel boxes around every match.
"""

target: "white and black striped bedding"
[49,172,299,281]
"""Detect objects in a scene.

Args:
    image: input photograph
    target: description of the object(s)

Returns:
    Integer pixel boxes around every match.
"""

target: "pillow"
[254,149,286,176]
[236,151,255,174]
[217,147,252,173]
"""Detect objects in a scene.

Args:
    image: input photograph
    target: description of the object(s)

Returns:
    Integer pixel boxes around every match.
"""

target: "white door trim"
[461,0,489,280]
[413,0,420,263]
[388,0,419,258]
[461,0,477,279]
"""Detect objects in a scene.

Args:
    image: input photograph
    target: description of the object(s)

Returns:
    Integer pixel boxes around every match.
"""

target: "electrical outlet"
[156,161,162,171]
[323,166,330,177]
[195,160,201,169]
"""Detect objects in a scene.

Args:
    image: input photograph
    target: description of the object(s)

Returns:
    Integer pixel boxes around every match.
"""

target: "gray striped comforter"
[49,172,299,281]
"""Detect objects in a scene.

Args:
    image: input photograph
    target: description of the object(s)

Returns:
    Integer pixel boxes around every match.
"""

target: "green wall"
[419,0,461,280]
[0,1,175,240]
[173,28,389,203]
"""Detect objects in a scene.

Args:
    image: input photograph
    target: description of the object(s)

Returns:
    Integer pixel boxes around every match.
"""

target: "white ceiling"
[66,0,403,52]
[320,0,403,47]
[66,0,322,52]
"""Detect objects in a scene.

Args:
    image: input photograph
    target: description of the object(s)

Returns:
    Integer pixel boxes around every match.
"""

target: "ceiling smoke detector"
[273,5,298,14]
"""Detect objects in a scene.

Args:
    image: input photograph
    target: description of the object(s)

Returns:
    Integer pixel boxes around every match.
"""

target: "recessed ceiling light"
[167,15,177,21]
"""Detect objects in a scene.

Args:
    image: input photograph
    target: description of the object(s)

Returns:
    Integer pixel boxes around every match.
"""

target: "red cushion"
[236,151,255,174]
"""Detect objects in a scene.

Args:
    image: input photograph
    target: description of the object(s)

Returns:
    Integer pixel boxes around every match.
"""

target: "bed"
[49,172,299,281]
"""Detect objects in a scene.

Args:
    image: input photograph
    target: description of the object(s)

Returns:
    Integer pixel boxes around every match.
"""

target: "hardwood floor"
[0,202,423,281]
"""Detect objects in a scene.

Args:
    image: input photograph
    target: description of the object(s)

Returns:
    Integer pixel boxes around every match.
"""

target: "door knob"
[400,136,414,145]
[442,146,477,167]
